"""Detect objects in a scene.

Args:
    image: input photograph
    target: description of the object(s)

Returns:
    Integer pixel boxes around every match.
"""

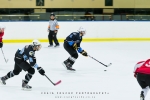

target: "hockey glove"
[0,42,3,48]
[81,50,88,57]
[37,67,45,76]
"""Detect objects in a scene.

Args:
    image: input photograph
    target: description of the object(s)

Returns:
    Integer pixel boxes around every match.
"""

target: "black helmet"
[50,13,55,17]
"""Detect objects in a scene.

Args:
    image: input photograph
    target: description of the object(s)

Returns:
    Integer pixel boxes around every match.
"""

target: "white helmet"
[77,27,86,36]
[32,39,42,51]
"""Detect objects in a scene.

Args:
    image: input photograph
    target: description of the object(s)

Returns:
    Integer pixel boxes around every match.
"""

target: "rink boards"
[1,21,150,43]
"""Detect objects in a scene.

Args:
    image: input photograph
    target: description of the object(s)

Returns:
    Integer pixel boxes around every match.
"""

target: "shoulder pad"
[72,32,78,35]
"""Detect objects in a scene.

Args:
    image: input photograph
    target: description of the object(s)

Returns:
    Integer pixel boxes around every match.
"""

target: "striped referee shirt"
[48,19,59,31]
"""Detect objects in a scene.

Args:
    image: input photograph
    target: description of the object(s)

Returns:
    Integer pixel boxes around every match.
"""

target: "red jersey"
[0,32,4,42]
[134,59,150,75]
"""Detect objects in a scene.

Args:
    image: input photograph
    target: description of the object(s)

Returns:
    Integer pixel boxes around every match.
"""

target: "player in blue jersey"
[0,40,45,90]
[62,27,88,71]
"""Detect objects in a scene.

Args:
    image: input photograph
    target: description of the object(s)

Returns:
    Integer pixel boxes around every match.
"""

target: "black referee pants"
[137,73,150,89]
[48,30,59,46]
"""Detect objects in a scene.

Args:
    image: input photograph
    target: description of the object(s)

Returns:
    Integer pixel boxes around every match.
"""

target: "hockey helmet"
[0,24,5,32]
[32,39,42,51]
[77,27,86,36]
[50,13,55,17]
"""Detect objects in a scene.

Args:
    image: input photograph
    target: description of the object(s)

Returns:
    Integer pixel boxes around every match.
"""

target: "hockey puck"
[104,70,107,71]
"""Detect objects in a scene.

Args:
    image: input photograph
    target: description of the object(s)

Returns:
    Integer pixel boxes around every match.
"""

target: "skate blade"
[0,79,6,85]
[22,87,32,91]
[140,97,144,100]
[0,81,4,85]
[62,62,68,70]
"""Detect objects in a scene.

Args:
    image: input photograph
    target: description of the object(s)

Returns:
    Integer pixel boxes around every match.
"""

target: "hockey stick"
[88,55,112,67]
[44,74,61,86]
[1,48,8,63]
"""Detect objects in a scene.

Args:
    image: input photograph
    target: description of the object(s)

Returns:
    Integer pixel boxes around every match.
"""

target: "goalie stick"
[1,48,8,63]
[44,74,61,86]
[88,55,112,67]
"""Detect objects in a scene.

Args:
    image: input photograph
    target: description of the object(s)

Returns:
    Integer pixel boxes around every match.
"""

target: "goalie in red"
[134,59,150,100]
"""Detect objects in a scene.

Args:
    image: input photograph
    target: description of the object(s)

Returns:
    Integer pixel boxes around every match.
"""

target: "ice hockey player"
[134,59,150,100]
[47,13,60,47]
[0,40,45,90]
[0,24,5,48]
[62,27,88,71]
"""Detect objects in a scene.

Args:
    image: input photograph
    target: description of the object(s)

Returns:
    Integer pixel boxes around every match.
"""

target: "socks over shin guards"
[3,71,15,80]
[24,73,33,84]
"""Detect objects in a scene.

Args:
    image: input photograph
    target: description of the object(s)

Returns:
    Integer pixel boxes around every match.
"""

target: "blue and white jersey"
[15,45,38,68]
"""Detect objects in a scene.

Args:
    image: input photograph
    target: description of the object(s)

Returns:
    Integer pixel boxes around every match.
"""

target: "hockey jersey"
[65,32,82,48]
[0,32,4,42]
[134,59,150,74]
[15,45,38,68]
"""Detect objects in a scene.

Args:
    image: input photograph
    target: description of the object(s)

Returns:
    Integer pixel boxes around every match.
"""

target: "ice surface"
[0,42,150,100]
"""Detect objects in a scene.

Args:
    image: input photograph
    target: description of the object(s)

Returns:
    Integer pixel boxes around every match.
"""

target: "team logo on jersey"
[29,51,35,56]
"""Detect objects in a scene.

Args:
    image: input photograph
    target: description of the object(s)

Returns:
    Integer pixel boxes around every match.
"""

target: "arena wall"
[0,0,150,8]
[1,21,150,43]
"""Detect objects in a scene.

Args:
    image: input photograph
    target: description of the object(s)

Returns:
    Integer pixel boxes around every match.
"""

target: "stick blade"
[107,63,112,67]
[54,80,61,86]
[6,59,9,63]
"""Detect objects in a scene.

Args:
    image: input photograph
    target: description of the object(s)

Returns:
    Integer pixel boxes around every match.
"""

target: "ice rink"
[0,42,150,100]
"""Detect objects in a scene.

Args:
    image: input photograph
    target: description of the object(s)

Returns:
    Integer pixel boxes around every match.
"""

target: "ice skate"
[140,91,144,100]
[0,77,6,85]
[62,61,75,71]
[22,80,32,91]
[48,45,53,47]
[54,44,60,47]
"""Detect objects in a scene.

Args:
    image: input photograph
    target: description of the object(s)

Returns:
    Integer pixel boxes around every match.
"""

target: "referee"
[47,13,60,47]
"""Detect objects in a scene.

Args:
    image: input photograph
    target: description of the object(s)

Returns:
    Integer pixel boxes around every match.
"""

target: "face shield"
[35,44,42,51]
[78,27,86,36]
[81,31,86,36]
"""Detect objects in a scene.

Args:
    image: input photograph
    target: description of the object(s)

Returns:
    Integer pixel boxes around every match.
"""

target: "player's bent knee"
[27,67,35,74]
[72,53,78,59]
[13,70,21,75]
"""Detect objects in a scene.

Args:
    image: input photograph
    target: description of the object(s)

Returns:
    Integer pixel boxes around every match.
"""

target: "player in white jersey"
[47,13,60,47]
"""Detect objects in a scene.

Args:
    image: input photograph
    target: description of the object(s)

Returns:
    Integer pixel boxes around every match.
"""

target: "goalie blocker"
[62,27,88,71]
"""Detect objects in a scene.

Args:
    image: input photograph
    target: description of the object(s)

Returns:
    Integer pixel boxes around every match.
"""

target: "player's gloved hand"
[54,30,58,33]
[81,50,88,57]
[0,42,3,48]
[37,67,45,75]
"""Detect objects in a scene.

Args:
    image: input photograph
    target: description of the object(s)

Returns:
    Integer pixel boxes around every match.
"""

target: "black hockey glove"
[0,42,3,48]
[37,67,45,76]
[81,50,88,57]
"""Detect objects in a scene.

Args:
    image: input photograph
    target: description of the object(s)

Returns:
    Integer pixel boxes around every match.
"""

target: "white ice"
[0,42,150,100]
